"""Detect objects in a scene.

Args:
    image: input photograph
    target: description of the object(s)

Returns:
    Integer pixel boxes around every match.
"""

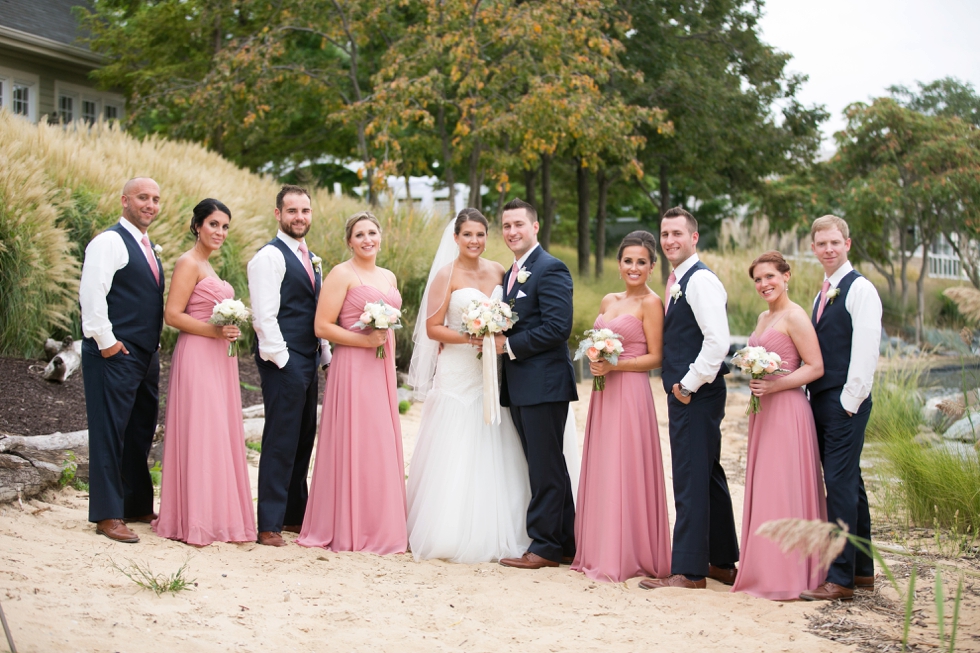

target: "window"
[13,84,30,117]
[0,68,38,121]
[55,82,124,124]
[59,95,73,122]
[82,99,97,124]
[104,104,118,121]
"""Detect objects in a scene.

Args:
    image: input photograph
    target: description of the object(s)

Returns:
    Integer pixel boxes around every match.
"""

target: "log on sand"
[0,430,88,503]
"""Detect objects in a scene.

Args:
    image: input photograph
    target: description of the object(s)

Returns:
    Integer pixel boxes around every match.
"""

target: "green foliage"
[398,400,411,415]
[245,441,262,453]
[867,362,926,442]
[58,452,88,491]
[110,557,195,596]
[149,461,162,487]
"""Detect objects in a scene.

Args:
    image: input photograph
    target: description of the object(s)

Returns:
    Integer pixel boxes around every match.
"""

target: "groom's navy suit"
[501,245,578,563]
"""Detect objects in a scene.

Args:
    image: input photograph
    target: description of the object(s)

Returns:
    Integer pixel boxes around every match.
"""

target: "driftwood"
[0,430,88,503]
[42,337,82,383]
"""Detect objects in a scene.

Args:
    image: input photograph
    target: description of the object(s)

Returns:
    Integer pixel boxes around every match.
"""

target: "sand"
[0,380,852,653]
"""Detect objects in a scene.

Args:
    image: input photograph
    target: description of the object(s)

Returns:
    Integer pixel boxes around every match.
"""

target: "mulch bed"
[0,353,264,437]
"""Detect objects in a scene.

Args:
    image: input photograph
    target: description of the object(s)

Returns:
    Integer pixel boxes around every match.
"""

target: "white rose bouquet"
[459,298,519,360]
[573,328,625,392]
[353,299,403,358]
[209,298,252,357]
[730,345,789,414]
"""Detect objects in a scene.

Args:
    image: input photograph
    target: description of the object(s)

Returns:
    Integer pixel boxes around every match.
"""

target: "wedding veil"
[407,216,459,400]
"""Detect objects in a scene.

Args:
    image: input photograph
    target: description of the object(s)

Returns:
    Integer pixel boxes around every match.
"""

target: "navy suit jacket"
[500,246,578,407]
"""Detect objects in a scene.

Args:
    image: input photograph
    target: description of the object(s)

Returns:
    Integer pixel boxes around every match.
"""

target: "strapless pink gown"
[731,328,827,600]
[152,277,257,545]
[297,285,407,554]
[571,314,671,582]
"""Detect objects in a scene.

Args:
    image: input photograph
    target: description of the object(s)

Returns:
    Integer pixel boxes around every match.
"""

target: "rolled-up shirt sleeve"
[680,270,730,392]
[841,276,882,413]
[247,246,289,368]
[79,230,128,350]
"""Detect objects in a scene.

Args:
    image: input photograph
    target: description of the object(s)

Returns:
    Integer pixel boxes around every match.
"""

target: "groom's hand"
[493,334,507,356]
[671,383,692,405]
[101,341,129,358]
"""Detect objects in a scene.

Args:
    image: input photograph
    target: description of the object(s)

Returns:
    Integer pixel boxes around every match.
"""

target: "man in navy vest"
[248,185,326,547]
[492,199,578,569]
[800,215,881,601]
[641,207,739,590]
[80,177,164,543]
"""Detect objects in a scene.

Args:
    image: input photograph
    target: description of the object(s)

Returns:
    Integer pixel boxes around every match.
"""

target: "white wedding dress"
[406,286,580,563]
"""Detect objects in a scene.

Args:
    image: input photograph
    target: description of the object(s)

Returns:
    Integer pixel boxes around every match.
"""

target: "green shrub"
[398,399,411,415]
[867,360,926,442]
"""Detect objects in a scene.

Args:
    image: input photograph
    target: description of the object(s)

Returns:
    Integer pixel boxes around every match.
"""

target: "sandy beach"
[0,379,853,653]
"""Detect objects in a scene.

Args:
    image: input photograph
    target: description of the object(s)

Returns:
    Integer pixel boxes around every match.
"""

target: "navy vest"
[661,260,729,391]
[83,222,164,355]
[807,269,860,395]
[262,238,321,358]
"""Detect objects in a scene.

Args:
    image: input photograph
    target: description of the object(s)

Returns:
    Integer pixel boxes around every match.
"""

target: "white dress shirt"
[671,253,730,392]
[247,230,330,369]
[813,261,882,413]
[504,243,540,360]
[79,217,151,350]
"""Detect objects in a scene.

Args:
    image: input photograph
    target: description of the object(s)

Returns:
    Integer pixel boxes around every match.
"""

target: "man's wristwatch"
[679,384,692,397]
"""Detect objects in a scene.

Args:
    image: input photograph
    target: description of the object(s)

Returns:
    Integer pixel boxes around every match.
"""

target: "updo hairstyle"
[617,230,658,264]
[454,208,489,234]
[748,250,792,279]
[345,211,382,244]
[189,198,232,237]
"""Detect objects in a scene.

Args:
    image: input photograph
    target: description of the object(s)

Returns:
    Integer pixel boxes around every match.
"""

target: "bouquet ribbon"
[482,334,500,425]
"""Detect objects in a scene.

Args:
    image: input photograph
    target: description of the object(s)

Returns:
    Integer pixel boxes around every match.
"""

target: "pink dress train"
[731,328,827,600]
[571,314,672,582]
[297,284,407,554]
[152,277,257,546]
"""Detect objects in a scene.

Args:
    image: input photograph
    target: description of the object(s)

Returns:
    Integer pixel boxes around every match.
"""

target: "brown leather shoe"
[638,574,706,590]
[125,513,158,524]
[282,524,302,534]
[708,564,737,586]
[96,519,139,543]
[855,575,875,589]
[800,582,854,601]
[499,552,559,569]
[257,531,287,547]
[560,556,575,565]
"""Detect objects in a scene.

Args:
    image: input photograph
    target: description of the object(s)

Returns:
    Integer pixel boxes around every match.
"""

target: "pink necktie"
[816,279,831,322]
[507,261,519,295]
[297,242,315,288]
[140,235,160,284]
[664,271,676,315]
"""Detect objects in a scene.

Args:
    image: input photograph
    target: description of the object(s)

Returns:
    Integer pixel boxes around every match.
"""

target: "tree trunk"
[0,430,89,504]
[916,236,931,344]
[356,121,377,206]
[658,162,671,284]
[595,168,610,278]
[576,160,590,277]
[438,105,456,218]
[403,173,413,213]
[524,165,537,210]
[467,140,482,209]
[540,154,555,250]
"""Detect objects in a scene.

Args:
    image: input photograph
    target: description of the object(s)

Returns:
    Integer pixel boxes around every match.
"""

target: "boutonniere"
[517,267,531,284]
[670,283,682,301]
[311,254,323,276]
[826,287,840,305]
[152,243,163,257]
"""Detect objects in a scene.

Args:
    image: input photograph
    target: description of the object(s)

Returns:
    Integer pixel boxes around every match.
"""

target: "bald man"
[80,178,165,543]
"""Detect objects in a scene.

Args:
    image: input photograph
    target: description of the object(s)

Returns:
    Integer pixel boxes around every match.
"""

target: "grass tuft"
[111,557,195,596]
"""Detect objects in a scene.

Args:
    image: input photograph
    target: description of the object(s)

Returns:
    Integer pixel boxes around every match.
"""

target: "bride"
[407,208,579,563]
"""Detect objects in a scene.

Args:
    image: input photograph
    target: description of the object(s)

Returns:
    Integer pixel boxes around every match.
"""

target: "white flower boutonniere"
[311,254,323,276]
[517,267,531,284]
[152,243,163,257]
[826,287,840,305]
[670,283,682,301]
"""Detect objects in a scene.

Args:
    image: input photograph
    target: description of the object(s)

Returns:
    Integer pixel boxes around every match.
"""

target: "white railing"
[929,252,965,280]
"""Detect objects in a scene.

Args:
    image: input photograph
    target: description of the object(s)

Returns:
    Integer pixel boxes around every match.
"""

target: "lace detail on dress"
[431,286,503,403]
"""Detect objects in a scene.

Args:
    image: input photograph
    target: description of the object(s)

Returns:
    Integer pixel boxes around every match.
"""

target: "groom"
[640,207,739,590]
[493,198,578,569]
[248,184,326,547]
[801,215,881,601]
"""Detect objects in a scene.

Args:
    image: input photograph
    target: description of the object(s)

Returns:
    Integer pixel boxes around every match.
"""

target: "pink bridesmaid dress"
[152,277,257,545]
[571,314,671,582]
[732,328,827,600]
[297,283,407,554]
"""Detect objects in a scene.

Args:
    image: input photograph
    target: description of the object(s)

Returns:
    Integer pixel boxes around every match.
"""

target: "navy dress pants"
[83,344,159,523]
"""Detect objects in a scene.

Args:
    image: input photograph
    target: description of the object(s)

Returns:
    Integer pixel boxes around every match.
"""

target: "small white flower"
[670,283,682,301]
[826,287,841,305]
[152,243,163,256]
[311,254,323,275]
[517,267,531,284]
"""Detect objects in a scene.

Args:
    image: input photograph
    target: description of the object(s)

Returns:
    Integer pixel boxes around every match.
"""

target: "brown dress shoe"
[854,575,875,589]
[638,575,706,590]
[708,564,737,586]
[257,531,287,547]
[96,519,140,543]
[560,556,575,565]
[125,513,158,524]
[499,552,559,569]
[282,524,302,534]
[800,582,854,601]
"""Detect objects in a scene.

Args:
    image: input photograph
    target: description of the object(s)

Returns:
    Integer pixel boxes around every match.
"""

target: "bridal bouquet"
[353,299,403,358]
[573,328,624,392]
[730,345,788,414]
[209,299,252,357]
[459,298,519,360]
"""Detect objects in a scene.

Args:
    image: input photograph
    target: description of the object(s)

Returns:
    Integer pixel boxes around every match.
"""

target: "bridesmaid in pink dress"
[731,250,827,600]
[572,231,672,582]
[153,199,257,546]
[297,212,407,554]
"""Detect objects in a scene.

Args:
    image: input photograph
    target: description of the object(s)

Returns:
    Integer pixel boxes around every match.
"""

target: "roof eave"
[0,24,102,68]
